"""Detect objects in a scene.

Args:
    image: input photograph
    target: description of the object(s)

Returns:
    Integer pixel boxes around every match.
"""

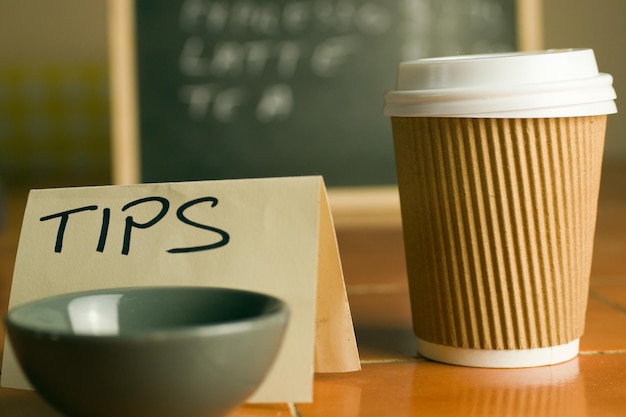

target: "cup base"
[416,338,579,368]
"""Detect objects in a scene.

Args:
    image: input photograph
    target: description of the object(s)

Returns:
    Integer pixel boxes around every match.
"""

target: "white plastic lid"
[384,49,617,118]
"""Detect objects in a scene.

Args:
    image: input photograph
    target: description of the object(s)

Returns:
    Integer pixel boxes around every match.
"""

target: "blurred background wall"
[0,0,109,188]
[0,0,624,189]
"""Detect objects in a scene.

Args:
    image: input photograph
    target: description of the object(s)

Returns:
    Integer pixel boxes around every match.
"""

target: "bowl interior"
[7,287,285,337]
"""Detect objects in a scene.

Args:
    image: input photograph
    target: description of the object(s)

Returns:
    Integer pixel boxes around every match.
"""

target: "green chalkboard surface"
[133,0,516,186]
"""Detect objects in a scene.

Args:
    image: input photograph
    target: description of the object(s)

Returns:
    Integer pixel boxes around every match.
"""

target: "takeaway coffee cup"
[384,49,617,367]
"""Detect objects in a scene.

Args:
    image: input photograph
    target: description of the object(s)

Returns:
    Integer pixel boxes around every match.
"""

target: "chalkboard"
[113,0,518,187]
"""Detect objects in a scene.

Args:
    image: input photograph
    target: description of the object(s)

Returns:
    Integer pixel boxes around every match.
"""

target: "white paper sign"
[1,176,360,402]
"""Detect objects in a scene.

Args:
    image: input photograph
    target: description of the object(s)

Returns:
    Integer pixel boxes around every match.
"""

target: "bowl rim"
[5,286,289,341]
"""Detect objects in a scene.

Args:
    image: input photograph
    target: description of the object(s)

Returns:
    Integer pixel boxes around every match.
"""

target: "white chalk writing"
[177,0,392,123]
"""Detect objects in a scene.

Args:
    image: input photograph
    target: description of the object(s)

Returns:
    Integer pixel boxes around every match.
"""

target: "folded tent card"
[1,176,360,403]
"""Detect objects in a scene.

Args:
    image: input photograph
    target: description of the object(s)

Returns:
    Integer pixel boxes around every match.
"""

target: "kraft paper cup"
[384,49,617,368]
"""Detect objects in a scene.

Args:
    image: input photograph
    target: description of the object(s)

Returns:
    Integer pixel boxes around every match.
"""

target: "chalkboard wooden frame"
[107,0,543,228]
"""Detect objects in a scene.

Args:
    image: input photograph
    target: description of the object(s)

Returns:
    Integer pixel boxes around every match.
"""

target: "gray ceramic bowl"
[5,286,289,417]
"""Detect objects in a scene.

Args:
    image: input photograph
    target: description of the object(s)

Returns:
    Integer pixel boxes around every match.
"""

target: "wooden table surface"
[1,165,626,416]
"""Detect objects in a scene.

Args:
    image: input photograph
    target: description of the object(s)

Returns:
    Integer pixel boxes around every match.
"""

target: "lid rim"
[384,101,618,118]
[387,73,614,100]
